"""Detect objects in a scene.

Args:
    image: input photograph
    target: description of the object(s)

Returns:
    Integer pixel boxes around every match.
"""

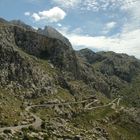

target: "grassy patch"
[71,106,114,129]
[31,87,74,104]
[96,92,110,104]
[120,75,140,107]
[0,88,23,126]
[107,123,140,140]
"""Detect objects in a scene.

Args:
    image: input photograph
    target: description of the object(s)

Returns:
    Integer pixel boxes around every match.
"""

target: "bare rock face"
[10,20,35,31]
[0,18,140,140]
[78,49,140,82]
[0,19,84,98]
[38,26,72,47]
[77,48,140,97]
[0,23,56,98]
[0,18,140,103]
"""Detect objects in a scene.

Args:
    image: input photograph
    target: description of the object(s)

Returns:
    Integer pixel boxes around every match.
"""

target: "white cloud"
[52,0,139,12]
[106,22,116,29]
[24,12,30,16]
[32,13,41,21]
[58,27,140,58]
[52,0,81,8]
[55,0,140,58]
[57,23,62,27]
[72,27,83,34]
[102,21,117,34]
[121,0,140,32]
[25,0,140,58]
[33,26,38,30]
[81,0,123,11]
[31,7,66,22]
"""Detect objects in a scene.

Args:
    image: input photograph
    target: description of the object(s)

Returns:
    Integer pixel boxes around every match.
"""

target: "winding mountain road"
[0,106,42,133]
[0,98,120,133]
[85,98,119,110]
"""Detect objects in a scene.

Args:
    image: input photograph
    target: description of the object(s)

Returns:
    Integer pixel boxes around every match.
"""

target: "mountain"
[78,48,140,82]
[0,18,140,140]
[78,49,140,106]
[10,20,35,31]
[38,26,72,47]
[0,18,8,24]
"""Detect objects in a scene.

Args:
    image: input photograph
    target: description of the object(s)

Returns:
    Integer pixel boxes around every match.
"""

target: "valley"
[0,18,140,139]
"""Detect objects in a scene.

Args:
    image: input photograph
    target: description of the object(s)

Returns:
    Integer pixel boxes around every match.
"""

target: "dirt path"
[0,106,42,133]
[85,98,119,110]
[0,98,119,133]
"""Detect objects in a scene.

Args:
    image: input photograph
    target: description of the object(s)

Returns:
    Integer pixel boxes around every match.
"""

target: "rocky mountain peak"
[38,25,72,47]
[10,19,35,31]
[0,17,8,24]
[0,17,140,139]
[77,48,104,64]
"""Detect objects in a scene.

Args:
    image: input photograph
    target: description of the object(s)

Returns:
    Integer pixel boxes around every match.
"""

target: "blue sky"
[0,0,140,58]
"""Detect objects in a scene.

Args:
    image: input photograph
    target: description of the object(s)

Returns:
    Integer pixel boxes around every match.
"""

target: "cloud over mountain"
[30,7,66,22]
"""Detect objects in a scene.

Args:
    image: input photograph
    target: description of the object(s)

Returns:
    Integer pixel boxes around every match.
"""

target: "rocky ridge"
[0,18,140,139]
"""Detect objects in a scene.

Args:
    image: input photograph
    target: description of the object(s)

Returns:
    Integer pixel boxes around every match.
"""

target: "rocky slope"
[0,18,140,139]
[77,49,140,104]
[38,26,72,47]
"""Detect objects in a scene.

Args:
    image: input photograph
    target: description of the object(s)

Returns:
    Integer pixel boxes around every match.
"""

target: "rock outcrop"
[0,18,140,140]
